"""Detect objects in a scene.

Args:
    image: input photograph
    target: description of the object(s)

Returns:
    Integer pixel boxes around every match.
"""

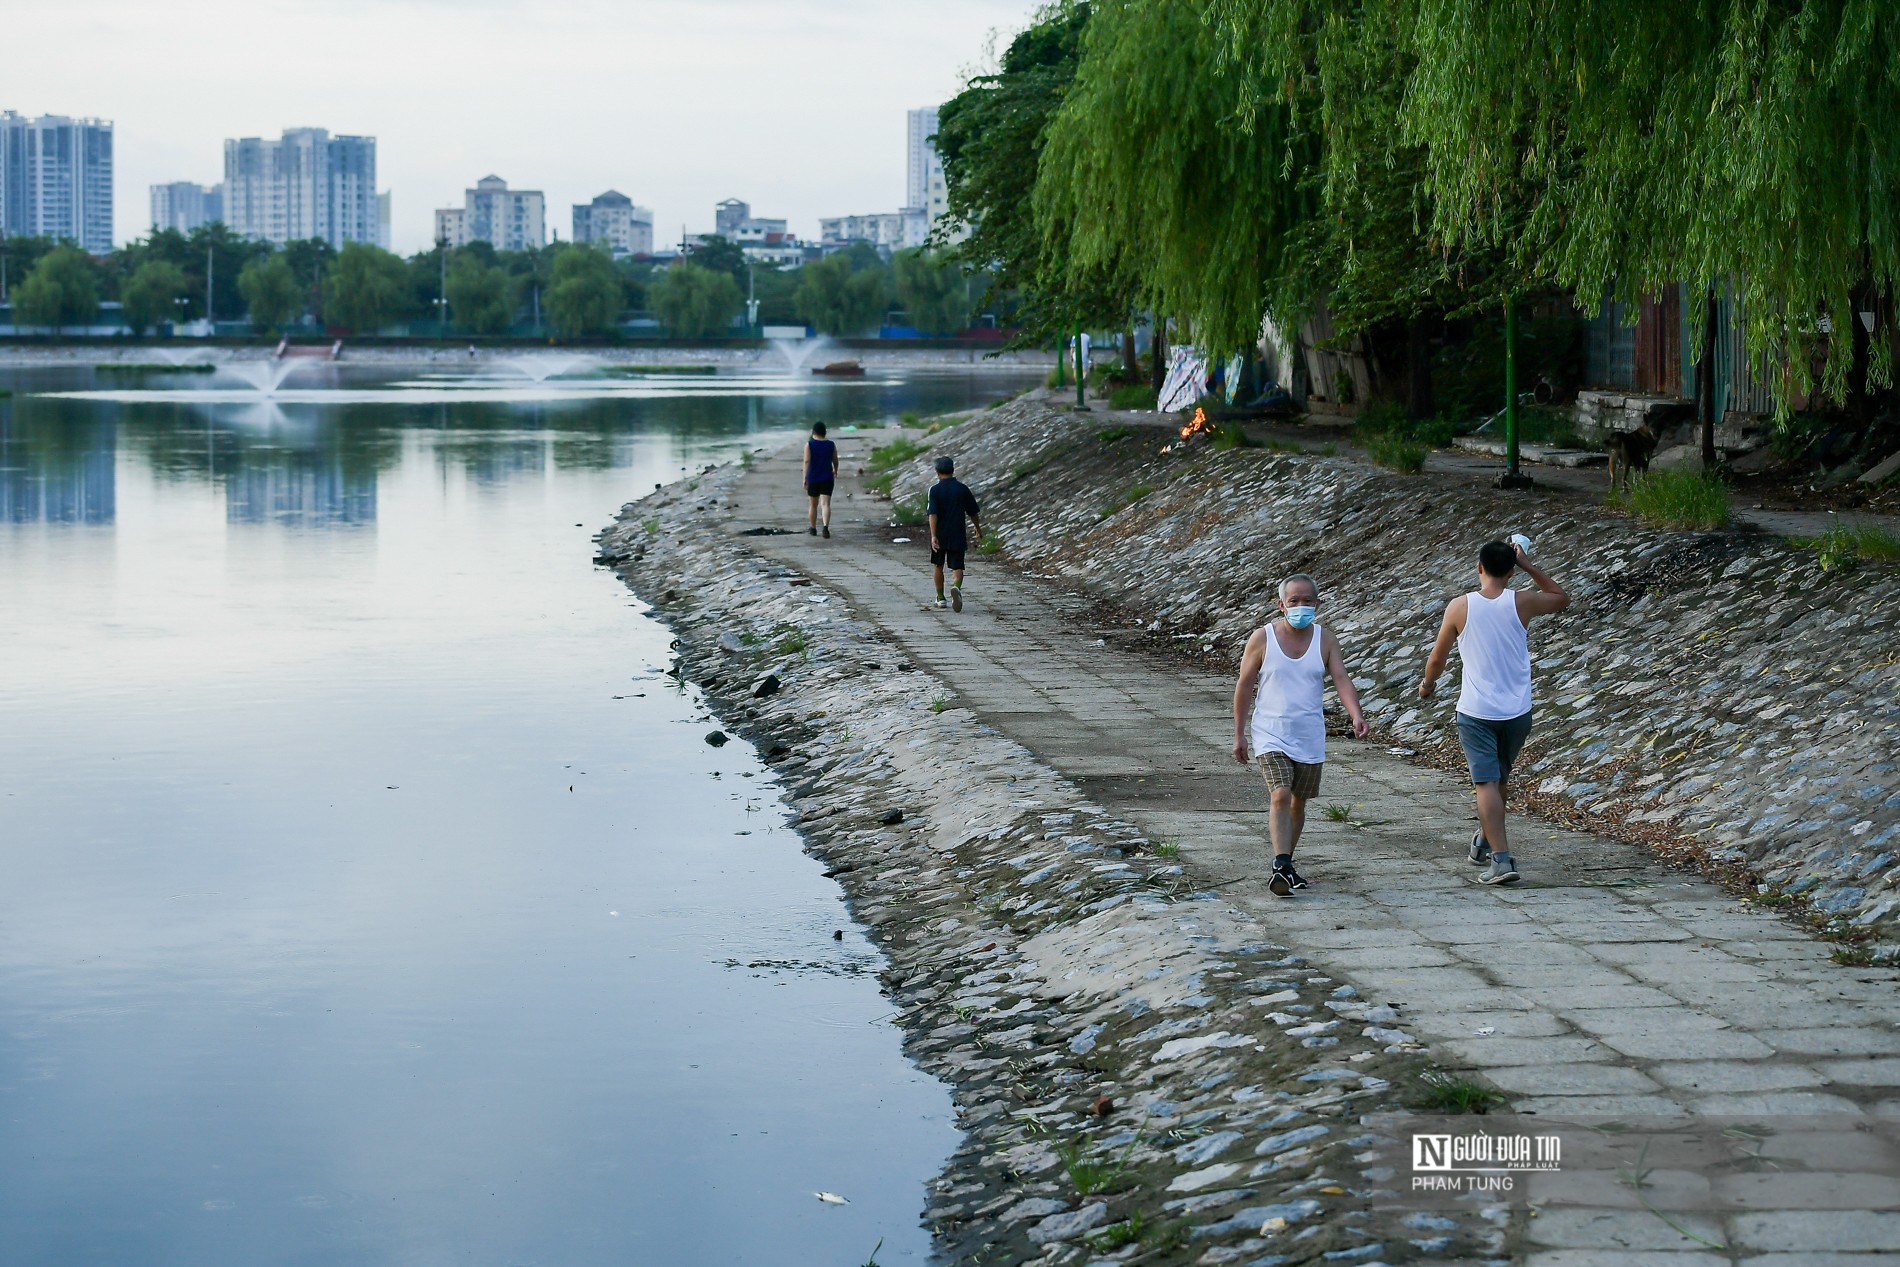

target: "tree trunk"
[1122,329,1139,382]
[1150,320,1168,391]
[1406,312,1437,419]
[1846,279,1874,434]
[1697,287,1718,470]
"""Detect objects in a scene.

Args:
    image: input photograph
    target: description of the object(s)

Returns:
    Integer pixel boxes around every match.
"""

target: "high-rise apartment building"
[150,181,223,234]
[0,112,115,253]
[222,128,378,248]
[572,191,654,258]
[906,107,943,215]
[434,176,544,252]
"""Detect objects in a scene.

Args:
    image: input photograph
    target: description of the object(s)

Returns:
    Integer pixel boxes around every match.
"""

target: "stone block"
[1485,1062,1662,1095]
[1648,1061,1825,1092]
[1442,1036,1613,1065]
[1714,1172,1900,1211]
[1817,1057,1900,1086]
[1526,1205,1726,1251]
[1729,1209,1900,1253]
[1688,1090,1865,1115]
[1593,1029,1777,1062]
[1758,1028,1900,1057]
[1528,1254,1727,1267]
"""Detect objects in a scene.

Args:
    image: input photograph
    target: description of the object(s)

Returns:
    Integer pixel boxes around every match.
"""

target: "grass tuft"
[868,437,929,471]
[929,693,954,713]
[1321,803,1354,823]
[1100,482,1156,519]
[1096,425,1132,443]
[1054,1140,1132,1196]
[1412,1070,1508,1115]
[1369,435,1427,474]
[1108,383,1159,410]
[892,497,927,527]
[1610,468,1731,530]
[1805,519,1900,572]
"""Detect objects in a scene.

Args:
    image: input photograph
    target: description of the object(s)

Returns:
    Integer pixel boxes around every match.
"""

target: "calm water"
[0,362,1031,1265]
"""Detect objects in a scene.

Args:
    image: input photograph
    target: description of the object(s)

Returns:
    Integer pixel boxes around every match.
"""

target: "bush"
[1369,435,1427,473]
[1355,399,1458,449]
[1808,520,1900,571]
[1611,468,1731,529]
[1431,311,1585,427]
[1109,383,1159,410]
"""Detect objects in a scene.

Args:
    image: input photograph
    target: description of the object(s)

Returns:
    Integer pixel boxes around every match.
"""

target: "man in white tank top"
[1419,540,1570,884]
[1232,573,1370,897]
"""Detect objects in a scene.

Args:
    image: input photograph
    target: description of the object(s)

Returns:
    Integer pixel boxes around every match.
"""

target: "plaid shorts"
[1257,751,1323,798]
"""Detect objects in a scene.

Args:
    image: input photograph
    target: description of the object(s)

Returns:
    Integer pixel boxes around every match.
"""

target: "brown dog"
[1606,422,1658,490]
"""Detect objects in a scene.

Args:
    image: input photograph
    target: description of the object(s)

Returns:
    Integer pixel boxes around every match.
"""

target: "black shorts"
[806,479,835,497]
[931,546,966,570]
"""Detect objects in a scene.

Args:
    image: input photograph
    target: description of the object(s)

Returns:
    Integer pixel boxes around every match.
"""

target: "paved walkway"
[728,436,1900,1252]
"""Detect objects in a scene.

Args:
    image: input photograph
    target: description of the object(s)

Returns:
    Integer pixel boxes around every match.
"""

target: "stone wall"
[893,396,1900,948]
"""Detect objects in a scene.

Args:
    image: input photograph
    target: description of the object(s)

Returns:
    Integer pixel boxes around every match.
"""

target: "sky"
[9,0,1037,255]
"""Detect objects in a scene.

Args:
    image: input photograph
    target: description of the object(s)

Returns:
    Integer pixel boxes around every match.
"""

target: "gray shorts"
[1456,710,1533,786]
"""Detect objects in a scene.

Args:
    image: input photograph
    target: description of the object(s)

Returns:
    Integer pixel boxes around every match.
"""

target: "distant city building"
[819,209,927,254]
[572,190,654,258]
[705,197,799,265]
[0,112,115,253]
[150,181,222,234]
[436,175,544,251]
[223,128,378,248]
[907,106,945,221]
[377,191,391,249]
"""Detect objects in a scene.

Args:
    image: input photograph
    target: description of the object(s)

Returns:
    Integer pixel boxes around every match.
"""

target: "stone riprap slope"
[597,469,1492,1264]
[890,396,1900,946]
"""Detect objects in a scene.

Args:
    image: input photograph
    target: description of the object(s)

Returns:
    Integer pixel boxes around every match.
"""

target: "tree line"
[1,225,981,340]
[936,0,1897,426]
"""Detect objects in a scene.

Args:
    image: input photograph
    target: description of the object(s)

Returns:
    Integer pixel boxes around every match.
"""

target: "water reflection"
[0,406,117,523]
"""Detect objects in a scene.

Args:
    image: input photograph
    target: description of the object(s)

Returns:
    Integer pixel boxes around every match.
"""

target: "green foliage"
[1369,435,1427,473]
[323,243,411,333]
[892,497,928,526]
[1807,520,1900,572]
[237,254,304,333]
[796,247,890,336]
[1432,312,1584,426]
[1053,1139,1133,1195]
[1355,398,1459,448]
[892,248,970,335]
[120,261,191,334]
[446,257,515,335]
[683,236,750,292]
[546,245,624,338]
[1396,0,1900,412]
[651,263,745,339]
[1036,0,1312,358]
[1412,1070,1508,1115]
[929,693,954,712]
[1610,469,1732,530]
[1211,420,1253,450]
[867,437,929,470]
[1321,803,1354,822]
[13,246,100,331]
[1096,425,1132,442]
[1109,383,1158,410]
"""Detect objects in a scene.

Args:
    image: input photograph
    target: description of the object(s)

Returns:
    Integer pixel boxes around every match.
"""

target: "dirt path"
[712,433,1900,1255]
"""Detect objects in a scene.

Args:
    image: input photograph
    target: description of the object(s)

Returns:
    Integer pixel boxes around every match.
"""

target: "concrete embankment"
[596,466,1489,1264]
[893,395,1900,949]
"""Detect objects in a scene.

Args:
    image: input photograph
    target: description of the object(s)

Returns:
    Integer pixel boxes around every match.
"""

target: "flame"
[1180,407,1213,441]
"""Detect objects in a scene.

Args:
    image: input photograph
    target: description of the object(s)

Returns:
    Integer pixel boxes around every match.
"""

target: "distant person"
[1232,573,1369,896]
[1418,540,1570,884]
[803,422,839,538]
[927,455,982,611]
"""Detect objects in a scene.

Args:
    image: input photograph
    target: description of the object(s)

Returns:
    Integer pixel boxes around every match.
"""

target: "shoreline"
[595,463,1495,1264]
[0,344,1056,370]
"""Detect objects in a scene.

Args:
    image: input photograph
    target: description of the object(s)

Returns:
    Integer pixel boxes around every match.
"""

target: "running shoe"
[1469,829,1492,866]
[1285,863,1310,890]
[950,582,962,612]
[808,526,817,536]
[933,597,949,609]
[1268,860,1296,898]
[822,525,830,538]
[1480,854,1520,885]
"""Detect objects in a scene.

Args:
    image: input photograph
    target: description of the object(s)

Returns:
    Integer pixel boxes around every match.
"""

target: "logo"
[1411,1132,1561,1192]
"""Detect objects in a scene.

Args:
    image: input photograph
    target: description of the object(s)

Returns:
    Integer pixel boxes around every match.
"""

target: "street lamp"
[173,295,190,333]
[435,236,449,342]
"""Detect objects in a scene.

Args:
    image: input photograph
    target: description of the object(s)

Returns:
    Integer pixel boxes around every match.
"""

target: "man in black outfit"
[802,421,839,537]
[926,455,982,611]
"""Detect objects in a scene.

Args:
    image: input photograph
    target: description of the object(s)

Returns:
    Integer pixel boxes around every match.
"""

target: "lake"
[0,359,1036,1266]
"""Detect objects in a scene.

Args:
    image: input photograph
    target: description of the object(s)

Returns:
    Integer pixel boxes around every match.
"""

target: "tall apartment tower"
[0,112,115,253]
[150,181,223,234]
[573,191,654,258]
[222,128,378,248]
[906,106,946,224]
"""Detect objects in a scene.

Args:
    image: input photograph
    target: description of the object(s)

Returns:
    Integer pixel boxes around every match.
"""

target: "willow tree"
[1035,0,1315,361]
[935,1,1137,346]
[1399,0,1900,424]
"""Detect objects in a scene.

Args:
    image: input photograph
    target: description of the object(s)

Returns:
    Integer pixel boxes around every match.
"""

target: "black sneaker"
[1480,854,1520,885]
[808,526,817,536]
[1268,860,1296,898]
[1285,863,1310,890]
[821,525,830,538]
[1469,829,1492,866]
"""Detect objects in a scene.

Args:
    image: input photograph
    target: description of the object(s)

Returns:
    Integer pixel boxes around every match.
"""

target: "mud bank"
[596,469,1493,1264]
[888,395,1900,949]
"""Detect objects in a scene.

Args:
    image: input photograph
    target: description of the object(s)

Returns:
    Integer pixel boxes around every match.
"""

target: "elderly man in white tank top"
[1232,573,1370,897]
[1419,540,1571,884]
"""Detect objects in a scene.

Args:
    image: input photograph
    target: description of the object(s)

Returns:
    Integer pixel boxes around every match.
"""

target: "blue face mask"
[1284,605,1317,629]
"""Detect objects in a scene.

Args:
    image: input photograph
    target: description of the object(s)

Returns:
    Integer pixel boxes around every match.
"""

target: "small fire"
[1180,407,1213,441]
